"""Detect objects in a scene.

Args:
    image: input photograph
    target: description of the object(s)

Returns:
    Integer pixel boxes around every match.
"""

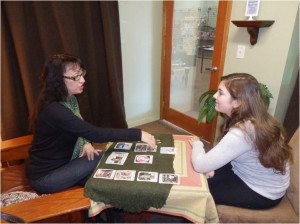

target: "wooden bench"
[1,135,90,223]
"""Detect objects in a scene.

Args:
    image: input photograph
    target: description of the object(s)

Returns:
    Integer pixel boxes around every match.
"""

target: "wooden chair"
[1,135,90,223]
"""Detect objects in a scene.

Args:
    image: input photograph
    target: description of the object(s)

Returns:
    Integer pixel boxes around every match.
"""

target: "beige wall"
[223,0,299,122]
[120,1,299,127]
[119,1,162,127]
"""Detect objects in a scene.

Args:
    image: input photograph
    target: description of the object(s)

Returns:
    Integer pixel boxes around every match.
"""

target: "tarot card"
[114,170,136,181]
[93,169,116,179]
[134,155,153,164]
[160,147,176,154]
[105,152,129,165]
[146,146,157,152]
[134,143,149,152]
[159,173,180,185]
[114,142,133,150]
[137,171,158,182]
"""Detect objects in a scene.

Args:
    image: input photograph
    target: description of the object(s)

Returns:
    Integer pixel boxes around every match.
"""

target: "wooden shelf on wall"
[231,20,275,45]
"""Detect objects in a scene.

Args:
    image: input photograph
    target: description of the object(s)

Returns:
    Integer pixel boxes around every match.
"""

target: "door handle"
[205,66,218,72]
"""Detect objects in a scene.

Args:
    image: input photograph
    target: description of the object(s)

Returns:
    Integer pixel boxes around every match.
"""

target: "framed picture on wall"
[245,0,260,20]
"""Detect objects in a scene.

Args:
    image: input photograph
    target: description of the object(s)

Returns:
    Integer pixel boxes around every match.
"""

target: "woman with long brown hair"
[190,73,293,209]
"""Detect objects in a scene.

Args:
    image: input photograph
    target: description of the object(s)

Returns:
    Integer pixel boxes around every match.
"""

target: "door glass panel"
[170,1,218,119]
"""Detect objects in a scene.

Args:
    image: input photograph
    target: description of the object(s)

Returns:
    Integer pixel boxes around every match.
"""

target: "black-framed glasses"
[63,70,86,81]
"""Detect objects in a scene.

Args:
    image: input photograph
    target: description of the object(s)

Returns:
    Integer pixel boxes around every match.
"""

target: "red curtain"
[1,1,127,140]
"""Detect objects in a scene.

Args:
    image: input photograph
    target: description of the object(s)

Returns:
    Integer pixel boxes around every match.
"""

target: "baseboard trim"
[127,115,160,128]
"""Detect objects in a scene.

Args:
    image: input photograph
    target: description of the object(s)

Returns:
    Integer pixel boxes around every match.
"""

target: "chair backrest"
[286,127,299,215]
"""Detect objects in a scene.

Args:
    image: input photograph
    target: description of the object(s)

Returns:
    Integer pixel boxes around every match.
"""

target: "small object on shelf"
[245,0,261,21]
[232,20,275,45]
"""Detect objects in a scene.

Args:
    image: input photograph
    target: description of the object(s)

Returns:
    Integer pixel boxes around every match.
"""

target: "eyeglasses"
[63,70,86,81]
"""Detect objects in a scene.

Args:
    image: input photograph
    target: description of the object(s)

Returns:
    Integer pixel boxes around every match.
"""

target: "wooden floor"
[134,119,191,135]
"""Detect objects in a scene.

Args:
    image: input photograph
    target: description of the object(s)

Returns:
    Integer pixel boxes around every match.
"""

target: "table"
[86,135,219,223]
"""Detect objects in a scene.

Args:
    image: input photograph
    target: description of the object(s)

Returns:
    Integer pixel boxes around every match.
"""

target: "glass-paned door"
[170,2,217,119]
[161,1,232,143]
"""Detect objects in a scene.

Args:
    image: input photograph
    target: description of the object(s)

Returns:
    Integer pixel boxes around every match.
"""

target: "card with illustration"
[134,143,149,152]
[105,152,129,165]
[134,155,153,164]
[114,142,133,150]
[114,170,136,181]
[160,147,176,154]
[159,173,180,184]
[93,169,116,179]
[146,146,157,153]
[137,171,158,182]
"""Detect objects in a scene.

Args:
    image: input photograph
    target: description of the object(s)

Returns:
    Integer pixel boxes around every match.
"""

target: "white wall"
[119,1,162,127]
[223,0,299,122]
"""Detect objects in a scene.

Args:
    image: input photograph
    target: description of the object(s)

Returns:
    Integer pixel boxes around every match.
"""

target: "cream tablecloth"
[88,135,219,223]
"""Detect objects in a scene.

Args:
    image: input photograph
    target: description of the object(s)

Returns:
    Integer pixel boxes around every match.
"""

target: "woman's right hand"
[141,131,157,149]
[80,143,100,160]
[189,136,201,146]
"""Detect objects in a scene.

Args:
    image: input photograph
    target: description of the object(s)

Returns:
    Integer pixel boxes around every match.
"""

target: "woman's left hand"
[205,170,215,178]
[80,143,100,160]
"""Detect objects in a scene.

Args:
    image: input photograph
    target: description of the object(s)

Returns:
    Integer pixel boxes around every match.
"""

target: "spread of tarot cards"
[98,142,180,184]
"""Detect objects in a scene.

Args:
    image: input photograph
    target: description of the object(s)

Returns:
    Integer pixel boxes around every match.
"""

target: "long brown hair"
[219,73,293,174]
[29,54,84,132]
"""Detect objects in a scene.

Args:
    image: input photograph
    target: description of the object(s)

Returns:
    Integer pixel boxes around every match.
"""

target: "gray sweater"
[191,123,290,200]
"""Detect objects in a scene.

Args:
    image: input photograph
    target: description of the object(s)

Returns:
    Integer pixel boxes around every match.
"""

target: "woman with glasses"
[27,53,157,194]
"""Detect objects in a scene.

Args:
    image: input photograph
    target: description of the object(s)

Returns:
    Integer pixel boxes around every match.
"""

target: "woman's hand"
[205,170,215,179]
[141,131,157,149]
[80,143,100,160]
[189,136,201,146]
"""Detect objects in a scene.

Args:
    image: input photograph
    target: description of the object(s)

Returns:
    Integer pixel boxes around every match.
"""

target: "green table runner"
[84,134,175,213]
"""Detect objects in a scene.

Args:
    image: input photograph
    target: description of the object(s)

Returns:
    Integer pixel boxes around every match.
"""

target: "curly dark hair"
[29,54,84,131]
[219,73,293,174]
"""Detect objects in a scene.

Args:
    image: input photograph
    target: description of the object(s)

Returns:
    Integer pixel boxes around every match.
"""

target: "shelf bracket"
[231,20,275,45]
[247,27,260,45]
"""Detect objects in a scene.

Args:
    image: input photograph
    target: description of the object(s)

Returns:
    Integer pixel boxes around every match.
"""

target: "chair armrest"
[1,187,90,223]
[1,135,33,163]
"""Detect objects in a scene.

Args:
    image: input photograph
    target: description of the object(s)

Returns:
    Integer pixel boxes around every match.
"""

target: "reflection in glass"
[170,1,218,119]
